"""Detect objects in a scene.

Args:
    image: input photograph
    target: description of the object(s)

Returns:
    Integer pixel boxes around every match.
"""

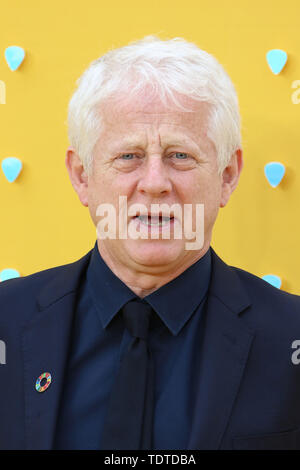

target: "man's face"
[67,92,242,275]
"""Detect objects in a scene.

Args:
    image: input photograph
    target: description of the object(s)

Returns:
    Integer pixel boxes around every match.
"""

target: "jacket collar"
[187,247,254,449]
[22,248,93,450]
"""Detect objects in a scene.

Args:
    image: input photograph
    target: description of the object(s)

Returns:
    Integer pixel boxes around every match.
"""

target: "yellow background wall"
[1,0,300,293]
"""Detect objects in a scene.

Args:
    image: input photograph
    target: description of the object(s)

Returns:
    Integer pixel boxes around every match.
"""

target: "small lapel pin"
[35,372,52,392]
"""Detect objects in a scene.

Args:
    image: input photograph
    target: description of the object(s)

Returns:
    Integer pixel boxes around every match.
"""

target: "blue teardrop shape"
[264,162,285,188]
[266,49,287,75]
[262,274,281,289]
[4,46,25,71]
[1,157,22,182]
[0,269,20,282]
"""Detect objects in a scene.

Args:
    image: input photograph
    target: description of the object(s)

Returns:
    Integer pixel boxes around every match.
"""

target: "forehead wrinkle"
[101,108,212,155]
[110,131,205,156]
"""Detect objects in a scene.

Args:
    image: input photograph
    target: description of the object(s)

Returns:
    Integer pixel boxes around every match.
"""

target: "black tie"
[101,298,155,450]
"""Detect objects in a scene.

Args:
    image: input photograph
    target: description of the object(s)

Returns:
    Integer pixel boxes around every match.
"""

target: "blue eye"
[118,153,191,162]
[120,153,135,160]
[174,152,188,159]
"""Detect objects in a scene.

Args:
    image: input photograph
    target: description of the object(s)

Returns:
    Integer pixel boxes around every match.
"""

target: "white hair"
[67,35,242,176]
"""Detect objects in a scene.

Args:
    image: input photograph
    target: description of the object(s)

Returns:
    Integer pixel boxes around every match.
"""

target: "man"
[1,35,300,450]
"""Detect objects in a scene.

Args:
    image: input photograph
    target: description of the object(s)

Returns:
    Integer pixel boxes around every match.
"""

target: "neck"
[96,241,210,298]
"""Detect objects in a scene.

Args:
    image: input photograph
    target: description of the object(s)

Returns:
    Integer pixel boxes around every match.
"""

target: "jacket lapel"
[22,248,92,450]
[187,248,255,450]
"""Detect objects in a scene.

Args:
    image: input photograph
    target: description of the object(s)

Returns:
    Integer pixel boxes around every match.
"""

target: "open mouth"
[133,214,175,227]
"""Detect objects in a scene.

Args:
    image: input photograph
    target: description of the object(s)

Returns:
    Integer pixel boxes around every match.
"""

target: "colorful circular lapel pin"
[35,372,52,392]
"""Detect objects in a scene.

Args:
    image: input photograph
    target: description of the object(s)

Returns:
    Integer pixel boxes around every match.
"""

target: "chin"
[126,240,184,267]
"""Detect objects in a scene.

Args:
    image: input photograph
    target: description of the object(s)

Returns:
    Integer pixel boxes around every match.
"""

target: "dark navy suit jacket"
[1,245,300,450]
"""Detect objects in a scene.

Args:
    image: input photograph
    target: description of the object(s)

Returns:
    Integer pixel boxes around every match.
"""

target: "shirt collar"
[87,240,211,336]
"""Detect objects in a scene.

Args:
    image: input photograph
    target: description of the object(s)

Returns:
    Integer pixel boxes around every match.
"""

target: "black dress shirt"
[53,240,212,450]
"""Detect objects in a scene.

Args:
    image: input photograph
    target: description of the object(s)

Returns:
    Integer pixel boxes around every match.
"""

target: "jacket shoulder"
[232,265,300,304]
[0,248,92,327]
[0,257,78,295]
[230,264,300,333]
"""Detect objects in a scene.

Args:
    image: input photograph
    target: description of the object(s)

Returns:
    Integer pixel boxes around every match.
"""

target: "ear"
[65,146,89,207]
[220,148,243,208]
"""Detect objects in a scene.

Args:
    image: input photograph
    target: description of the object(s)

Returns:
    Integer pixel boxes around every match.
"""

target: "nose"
[136,155,172,196]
